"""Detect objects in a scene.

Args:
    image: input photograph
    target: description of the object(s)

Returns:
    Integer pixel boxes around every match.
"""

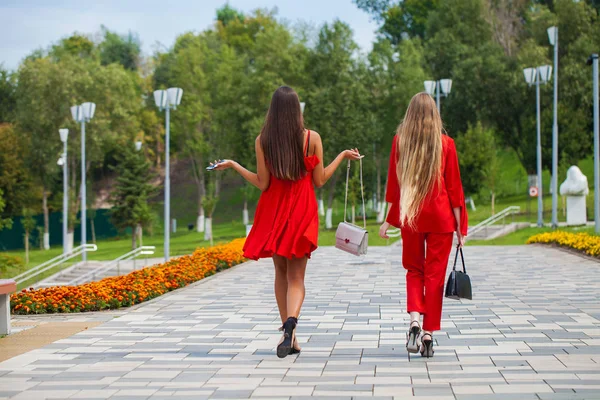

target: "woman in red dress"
[379,92,468,358]
[213,86,361,358]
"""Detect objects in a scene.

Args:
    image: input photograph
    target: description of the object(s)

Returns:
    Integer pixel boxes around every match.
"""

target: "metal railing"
[12,244,98,285]
[62,246,156,286]
[386,228,401,246]
[468,206,521,237]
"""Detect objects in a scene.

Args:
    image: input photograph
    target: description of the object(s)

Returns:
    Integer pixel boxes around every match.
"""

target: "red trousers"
[401,228,454,332]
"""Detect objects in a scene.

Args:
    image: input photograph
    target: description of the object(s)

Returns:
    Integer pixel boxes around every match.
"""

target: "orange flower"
[10,239,246,315]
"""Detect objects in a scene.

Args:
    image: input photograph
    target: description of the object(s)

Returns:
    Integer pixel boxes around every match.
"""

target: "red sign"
[529,186,539,197]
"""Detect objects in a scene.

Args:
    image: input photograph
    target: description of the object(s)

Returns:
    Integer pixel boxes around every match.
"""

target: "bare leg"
[286,257,308,351]
[273,255,288,324]
[286,257,308,318]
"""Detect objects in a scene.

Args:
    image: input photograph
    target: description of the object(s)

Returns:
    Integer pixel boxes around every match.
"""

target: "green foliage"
[1,2,599,248]
[0,253,24,275]
[0,124,33,216]
[21,208,37,234]
[0,189,13,231]
[0,67,16,123]
[110,144,157,236]
[98,26,141,71]
[202,181,219,218]
[216,4,245,26]
[455,123,497,196]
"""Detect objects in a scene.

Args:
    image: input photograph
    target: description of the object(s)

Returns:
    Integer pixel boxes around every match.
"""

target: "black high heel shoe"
[420,333,434,358]
[406,321,421,354]
[277,317,298,359]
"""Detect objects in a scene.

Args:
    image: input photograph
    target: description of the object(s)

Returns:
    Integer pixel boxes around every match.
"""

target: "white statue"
[560,166,589,196]
[560,166,588,226]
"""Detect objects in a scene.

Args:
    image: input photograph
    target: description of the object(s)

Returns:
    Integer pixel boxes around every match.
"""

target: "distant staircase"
[468,206,524,241]
[37,246,156,288]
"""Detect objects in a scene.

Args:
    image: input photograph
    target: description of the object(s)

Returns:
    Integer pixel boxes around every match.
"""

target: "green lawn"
[0,216,399,285]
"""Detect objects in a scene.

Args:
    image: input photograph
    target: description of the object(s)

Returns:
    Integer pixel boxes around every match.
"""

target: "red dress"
[385,134,468,235]
[243,131,320,260]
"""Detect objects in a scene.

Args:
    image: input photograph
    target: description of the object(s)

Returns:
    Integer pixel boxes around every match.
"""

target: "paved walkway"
[1,245,599,399]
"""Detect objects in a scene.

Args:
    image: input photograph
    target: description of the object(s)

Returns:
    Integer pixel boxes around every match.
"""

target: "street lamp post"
[58,129,69,254]
[70,102,95,262]
[548,26,559,228]
[588,54,599,233]
[524,66,552,227]
[154,88,183,262]
[424,79,452,111]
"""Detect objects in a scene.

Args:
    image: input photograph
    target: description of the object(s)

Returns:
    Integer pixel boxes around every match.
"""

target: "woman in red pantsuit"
[379,92,468,358]
[213,86,361,358]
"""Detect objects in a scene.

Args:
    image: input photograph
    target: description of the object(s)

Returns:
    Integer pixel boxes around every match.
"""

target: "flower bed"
[11,239,246,315]
[527,231,600,257]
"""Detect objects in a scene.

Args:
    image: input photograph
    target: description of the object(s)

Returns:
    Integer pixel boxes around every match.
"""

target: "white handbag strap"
[343,158,367,229]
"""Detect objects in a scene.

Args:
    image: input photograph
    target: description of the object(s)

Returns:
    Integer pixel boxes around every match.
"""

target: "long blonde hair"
[396,92,443,228]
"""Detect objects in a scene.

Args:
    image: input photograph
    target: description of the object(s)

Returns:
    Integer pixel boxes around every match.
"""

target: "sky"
[0,0,379,71]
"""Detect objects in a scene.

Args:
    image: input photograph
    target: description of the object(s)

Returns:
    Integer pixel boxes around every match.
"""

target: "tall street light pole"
[154,88,183,262]
[588,54,599,233]
[524,66,552,227]
[58,129,69,254]
[70,102,95,262]
[424,79,452,112]
[548,26,559,228]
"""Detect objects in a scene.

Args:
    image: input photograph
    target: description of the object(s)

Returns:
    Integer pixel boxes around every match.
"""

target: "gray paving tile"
[0,246,599,399]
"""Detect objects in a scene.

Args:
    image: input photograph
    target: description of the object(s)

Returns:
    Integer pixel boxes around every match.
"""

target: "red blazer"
[385,134,468,235]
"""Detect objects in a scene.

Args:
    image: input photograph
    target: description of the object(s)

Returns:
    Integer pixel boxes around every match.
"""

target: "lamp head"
[424,80,436,96]
[300,102,306,114]
[59,128,69,143]
[70,105,82,122]
[523,67,537,86]
[440,79,452,96]
[57,157,64,166]
[153,90,167,110]
[547,26,557,46]
[81,102,96,120]
[167,88,183,109]
[538,65,552,83]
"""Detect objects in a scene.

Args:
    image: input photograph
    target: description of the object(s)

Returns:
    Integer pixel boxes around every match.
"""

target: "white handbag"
[335,158,368,256]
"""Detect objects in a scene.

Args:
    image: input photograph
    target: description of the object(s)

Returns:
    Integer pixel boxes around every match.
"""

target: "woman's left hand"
[212,160,235,171]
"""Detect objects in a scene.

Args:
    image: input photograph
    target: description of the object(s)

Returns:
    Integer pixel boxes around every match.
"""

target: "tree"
[308,20,372,228]
[0,190,13,232]
[110,144,156,249]
[354,0,440,43]
[21,208,37,264]
[455,122,496,198]
[202,181,219,246]
[0,124,33,217]
[217,4,245,26]
[98,26,141,71]
[0,66,16,123]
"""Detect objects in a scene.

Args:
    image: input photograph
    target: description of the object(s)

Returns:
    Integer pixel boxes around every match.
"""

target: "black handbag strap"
[452,247,467,273]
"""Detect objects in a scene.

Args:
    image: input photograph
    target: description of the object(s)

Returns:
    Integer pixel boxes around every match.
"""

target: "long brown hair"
[396,92,443,228]
[260,86,306,181]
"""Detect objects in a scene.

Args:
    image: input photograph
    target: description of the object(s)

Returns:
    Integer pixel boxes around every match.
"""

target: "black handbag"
[445,247,472,300]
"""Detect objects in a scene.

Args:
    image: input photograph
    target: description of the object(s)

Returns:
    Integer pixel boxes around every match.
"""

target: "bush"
[10,238,246,314]
[527,231,600,257]
[0,253,24,275]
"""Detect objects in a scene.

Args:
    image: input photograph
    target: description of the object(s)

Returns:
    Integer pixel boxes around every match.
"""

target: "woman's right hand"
[213,160,236,171]
[343,148,362,160]
[379,222,391,239]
